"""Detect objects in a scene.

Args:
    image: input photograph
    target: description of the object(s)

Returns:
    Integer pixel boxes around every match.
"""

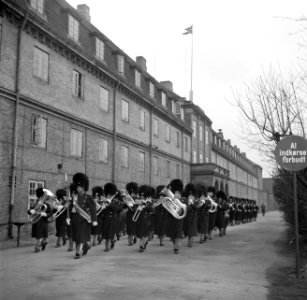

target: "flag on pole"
[183,25,193,35]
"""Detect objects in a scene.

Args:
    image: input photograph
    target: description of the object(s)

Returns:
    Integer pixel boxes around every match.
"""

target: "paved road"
[0,211,306,300]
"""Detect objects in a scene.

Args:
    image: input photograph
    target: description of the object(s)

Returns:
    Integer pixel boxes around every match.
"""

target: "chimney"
[160,81,173,92]
[217,129,223,138]
[136,56,147,72]
[77,4,91,22]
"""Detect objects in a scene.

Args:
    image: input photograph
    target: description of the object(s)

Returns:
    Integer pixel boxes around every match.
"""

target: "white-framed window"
[199,153,203,163]
[95,37,105,61]
[153,118,159,136]
[192,120,196,138]
[205,130,209,145]
[140,110,145,130]
[135,69,141,88]
[72,70,83,98]
[166,125,170,142]
[70,129,83,157]
[199,125,203,142]
[180,107,184,120]
[99,86,109,111]
[176,164,180,178]
[118,55,124,75]
[184,136,188,152]
[31,115,47,148]
[192,150,197,163]
[121,99,129,122]
[30,0,44,15]
[172,101,176,114]
[138,151,145,171]
[166,160,170,178]
[205,156,209,163]
[33,47,49,82]
[153,156,159,175]
[176,131,180,148]
[121,146,129,168]
[68,14,79,42]
[161,92,166,107]
[28,180,44,204]
[149,82,155,98]
[99,138,108,163]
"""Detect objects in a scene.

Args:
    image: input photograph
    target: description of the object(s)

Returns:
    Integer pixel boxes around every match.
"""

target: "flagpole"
[190,27,193,102]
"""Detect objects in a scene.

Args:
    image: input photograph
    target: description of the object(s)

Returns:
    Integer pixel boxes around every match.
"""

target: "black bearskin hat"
[36,187,44,198]
[126,182,138,195]
[72,172,89,191]
[139,185,154,198]
[207,186,216,195]
[195,183,207,198]
[92,186,104,197]
[56,189,67,200]
[183,183,196,197]
[104,182,117,196]
[69,182,77,194]
[168,179,183,194]
[155,185,165,198]
[216,190,227,200]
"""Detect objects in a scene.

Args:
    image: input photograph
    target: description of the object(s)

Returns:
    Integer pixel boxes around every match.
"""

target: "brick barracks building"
[0,0,263,240]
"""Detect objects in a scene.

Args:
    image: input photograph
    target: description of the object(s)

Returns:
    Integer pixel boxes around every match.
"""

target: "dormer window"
[95,37,105,61]
[161,92,166,107]
[171,101,176,114]
[30,0,44,15]
[118,54,124,75]
[149,82,155,98]
[135,69,141,88]
[68,14,79,42]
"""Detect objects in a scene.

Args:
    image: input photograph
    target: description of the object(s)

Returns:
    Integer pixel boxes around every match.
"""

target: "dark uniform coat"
[183,202,198,238]
[135,202,154,238]
[154,203,168,237]
[197,200,211,234]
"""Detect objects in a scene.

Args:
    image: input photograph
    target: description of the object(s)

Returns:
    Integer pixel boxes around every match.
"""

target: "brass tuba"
[161,187,187,220]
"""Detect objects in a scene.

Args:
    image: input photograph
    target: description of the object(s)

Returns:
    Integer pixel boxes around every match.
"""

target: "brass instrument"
[72,193,92,223]
[161,187,187,220]
[29,189,55,224]
[96,192,119,216]
[207,195,218,213]
[123,193,136,211]
[132,198,150,222]
[51,199,67,219]
[194,197,205,208]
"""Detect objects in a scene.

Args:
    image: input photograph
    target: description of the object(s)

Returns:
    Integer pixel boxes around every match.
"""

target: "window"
[0,23,2,60]
[161,92,166,107]
[33,47,49,82]
[180,107,184,120]
[138,151,145,171]
[28,180,44,204]
[31,115,47,148]
[192,150,197,163]
[99,86,109,111]
[72,70,83,98]
[176,131,180,148]
[172,101,176,114]
[121,146,129,168]
[30,0,44,15]
[166,125,170,142]
[205,130,209,145]
[99,138,108,163]
[192,120,196,138]
[166,160,170,178]
[205,156,209,163]
[135,69,141,88]
[184,136,188,152]
[118,55,124,75]
[199,125,203,142]
[140,110,145,130]
[149,82,155,98]
[121,100,129,122]
[199,154,203,163]
[95,37,105,61]
[176,164,180,178]
[70,129,83,157]
[153,156,159,175]
[68,14,79,42]
[153,118,159,136]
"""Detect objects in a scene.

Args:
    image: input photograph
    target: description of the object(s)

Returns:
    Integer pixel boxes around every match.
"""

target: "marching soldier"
[154,185,168,246]
[208,186,218,240]
[70,173,97,259]
[54,189,68,248]
[91,186,104,246]
[215,191,228,237]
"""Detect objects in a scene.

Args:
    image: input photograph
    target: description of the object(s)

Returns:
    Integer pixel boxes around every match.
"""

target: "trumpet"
[161,187,187,220]
[206,195,218,213]
[29,189,55,224]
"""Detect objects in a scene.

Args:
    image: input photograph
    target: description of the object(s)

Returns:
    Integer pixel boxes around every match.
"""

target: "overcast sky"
[67,0,306,177]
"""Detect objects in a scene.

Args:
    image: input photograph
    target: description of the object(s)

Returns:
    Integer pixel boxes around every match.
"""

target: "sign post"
[274,135,307,278]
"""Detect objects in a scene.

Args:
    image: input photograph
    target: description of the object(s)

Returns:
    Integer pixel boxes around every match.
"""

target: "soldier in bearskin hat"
[101,182,123,252]
[154,185,168,246]
[70,173,97,259]
[165,179,186,254]
[124,182,139,246]
[134,185,154,252]
[215,190,229,237]
[183,183,198,247]
[54,188,68,248]
[91,186,104,246]
[207,186,218,240]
